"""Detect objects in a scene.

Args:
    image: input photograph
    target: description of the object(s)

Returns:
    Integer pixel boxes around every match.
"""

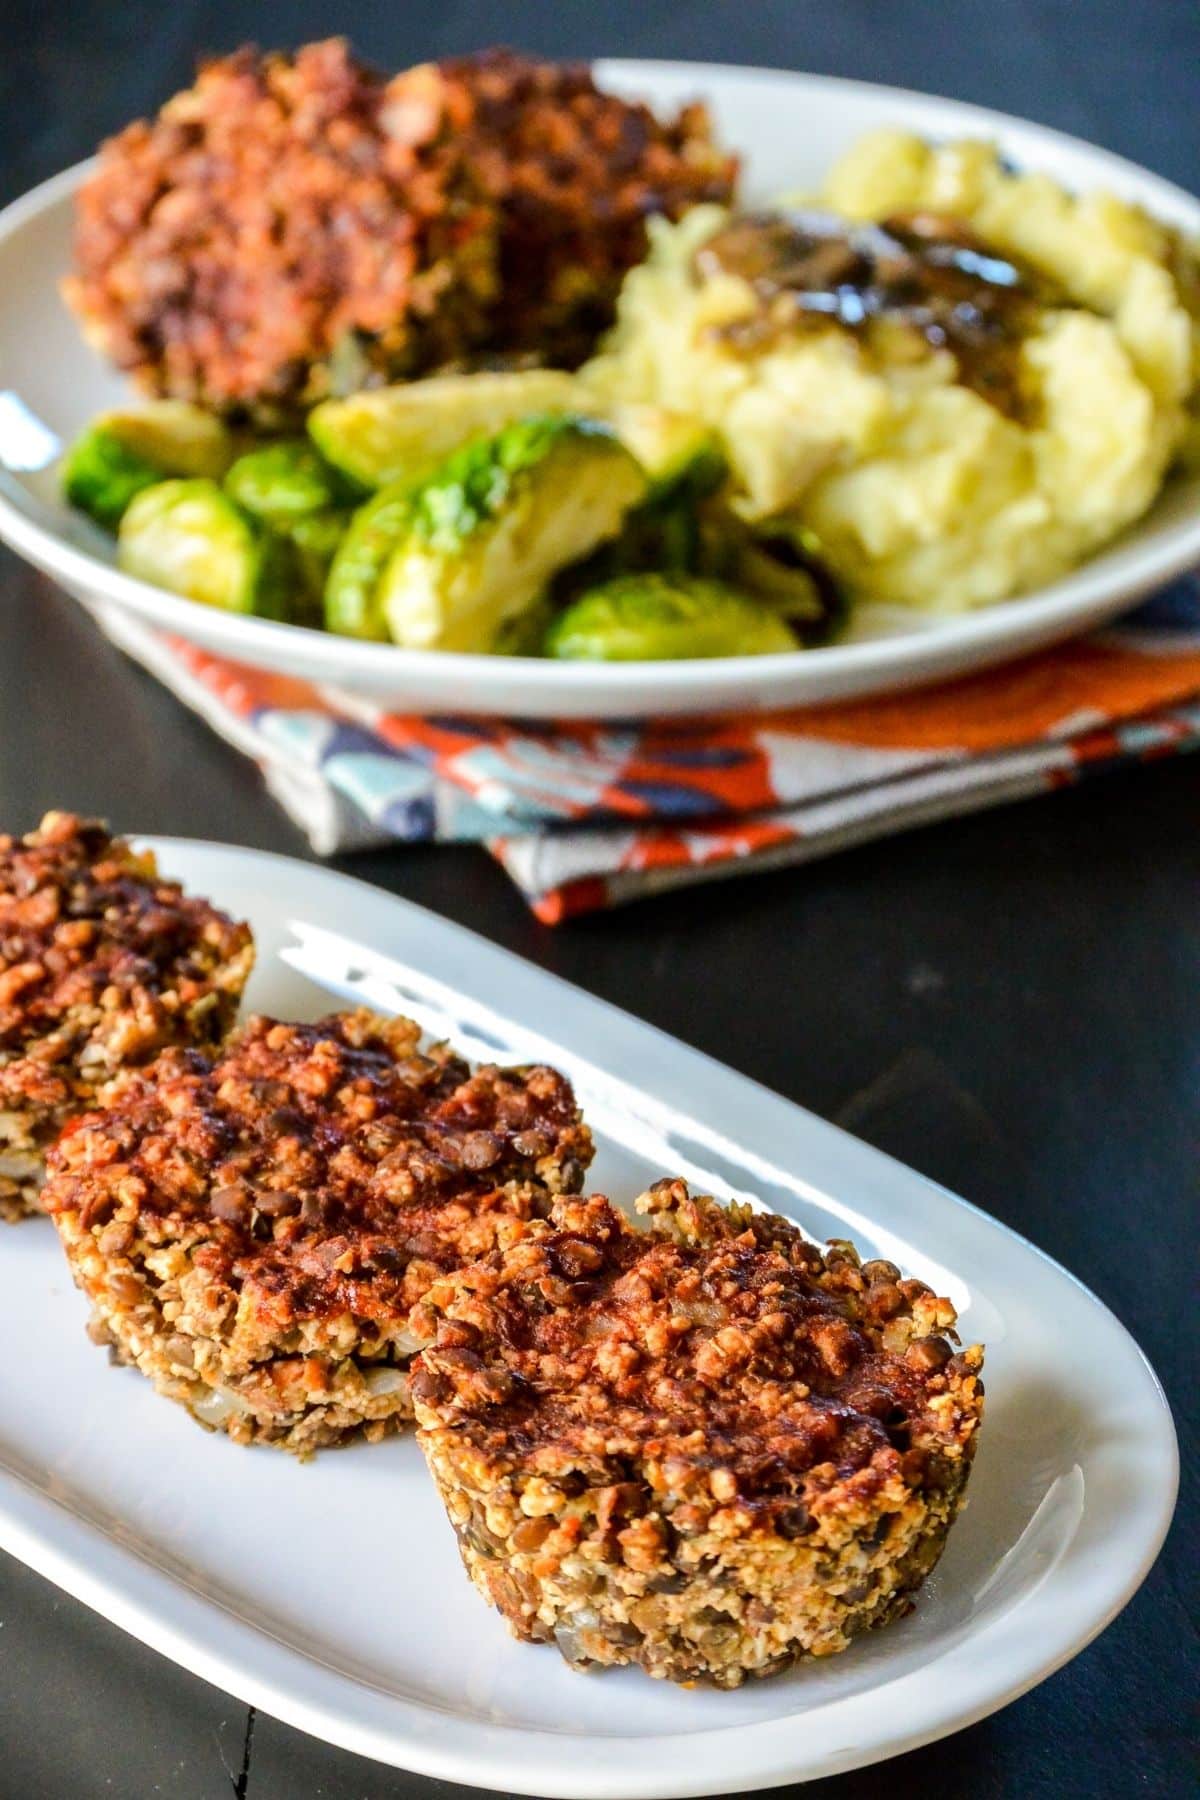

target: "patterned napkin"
[95,577,1200,921]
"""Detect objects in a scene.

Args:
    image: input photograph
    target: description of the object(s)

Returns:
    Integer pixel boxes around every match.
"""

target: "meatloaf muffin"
[383,48,738,366]
[64,39,498,422]
[410,1180,984,1686]
[42,1010,592,1453]
[0,812,253,1220]
[64,41,736,417]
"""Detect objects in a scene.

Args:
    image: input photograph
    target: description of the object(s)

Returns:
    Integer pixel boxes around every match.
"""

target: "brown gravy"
[695,210,1067,419]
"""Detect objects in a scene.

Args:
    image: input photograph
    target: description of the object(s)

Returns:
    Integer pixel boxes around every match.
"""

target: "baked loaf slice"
[43,1010,592,1452]
[0,812,253,1220]
[65,40,736,419]
[410,1180,984,1685]
[383,48,738,367]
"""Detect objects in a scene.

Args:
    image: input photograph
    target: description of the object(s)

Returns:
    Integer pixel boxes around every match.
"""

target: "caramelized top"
[66,39,737,412]
[389,47,738,361]
[66,39,499,415]
[43,1010,593,1326]
[696,209,1067,418]
[0,812,252,1104]
[412,1182,984,1521]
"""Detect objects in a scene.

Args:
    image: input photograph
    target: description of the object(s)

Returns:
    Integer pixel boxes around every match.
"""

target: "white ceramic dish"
[0,65,1197,719]
[0,841,1177,1796]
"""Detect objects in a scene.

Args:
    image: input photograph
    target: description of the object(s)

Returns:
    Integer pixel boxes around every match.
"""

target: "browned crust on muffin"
[410,1180,984,1685]
[0,811,253,1219]
[384,48,739,365]
[42,1010,593,1452]
[64,41,736,416]
[63,39,498,420]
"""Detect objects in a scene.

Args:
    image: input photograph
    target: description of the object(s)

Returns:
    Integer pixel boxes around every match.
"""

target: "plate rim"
[0,837,1179,1797]
[0,60,1199,718]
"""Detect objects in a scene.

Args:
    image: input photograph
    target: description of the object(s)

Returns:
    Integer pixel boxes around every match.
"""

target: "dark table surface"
[1,4,1197,1797]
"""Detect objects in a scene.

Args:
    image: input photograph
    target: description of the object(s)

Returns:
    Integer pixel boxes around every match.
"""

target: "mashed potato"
[584,132,1200,615]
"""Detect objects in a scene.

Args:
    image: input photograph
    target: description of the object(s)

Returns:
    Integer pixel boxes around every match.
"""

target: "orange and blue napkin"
[96,577,1200,922]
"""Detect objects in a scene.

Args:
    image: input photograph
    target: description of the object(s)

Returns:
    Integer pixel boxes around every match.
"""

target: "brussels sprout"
[554,408,725,589]
[544,573,799,661]
[324,483,416,640]
[492,594,554,657]
[733,525,846,644]
[288,509,350,618]
[118,480,291,618]
[557,492,699,595]
[62,402,235,531]
[606,405,725,504]
[89,402,234,478]
[223,443,352,623]
[377,415,647,653]
[62,434,162,534]
[309,369,583,490]
[224,440,353,524]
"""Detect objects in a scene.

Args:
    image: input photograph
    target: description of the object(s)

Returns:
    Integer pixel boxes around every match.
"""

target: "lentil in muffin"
[0,812,253,1220]
[383,47,739,366]
[64,41,736,418]
[410,1179,984,1685]
[42,1009,592,1452]
[64,39,498,422]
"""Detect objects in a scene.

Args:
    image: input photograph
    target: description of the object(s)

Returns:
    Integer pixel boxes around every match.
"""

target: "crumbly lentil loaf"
[0,812,253,1221]
[64,39,498,421]
[42,1010,592,1453]
[383,48,739,365]
[410,1181,984,1686]
[64,41,736,417]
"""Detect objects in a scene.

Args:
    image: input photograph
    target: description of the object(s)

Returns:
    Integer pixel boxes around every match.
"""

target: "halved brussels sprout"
[556,407,726,588]
[556,488,702,593]
[224,440,353,524]
[62,434,161,534]
[223,443,352,623]
[118,480,290,617]
[493,594,555,657]
[324,484,417,640]
[62,402,235,531]
[288,510,350,617]
[377,415,647,653]
[733,523,846,643]
[544,573,799,661]
[309,369,583,490]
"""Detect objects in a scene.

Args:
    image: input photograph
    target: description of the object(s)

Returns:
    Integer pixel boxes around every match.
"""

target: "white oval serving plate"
[0,65,1198,719]
[0,842,1177,1796]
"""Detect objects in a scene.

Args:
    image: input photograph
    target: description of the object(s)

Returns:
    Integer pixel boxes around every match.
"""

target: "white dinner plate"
[0,65,1198,718]
[0,842,1178,1795]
